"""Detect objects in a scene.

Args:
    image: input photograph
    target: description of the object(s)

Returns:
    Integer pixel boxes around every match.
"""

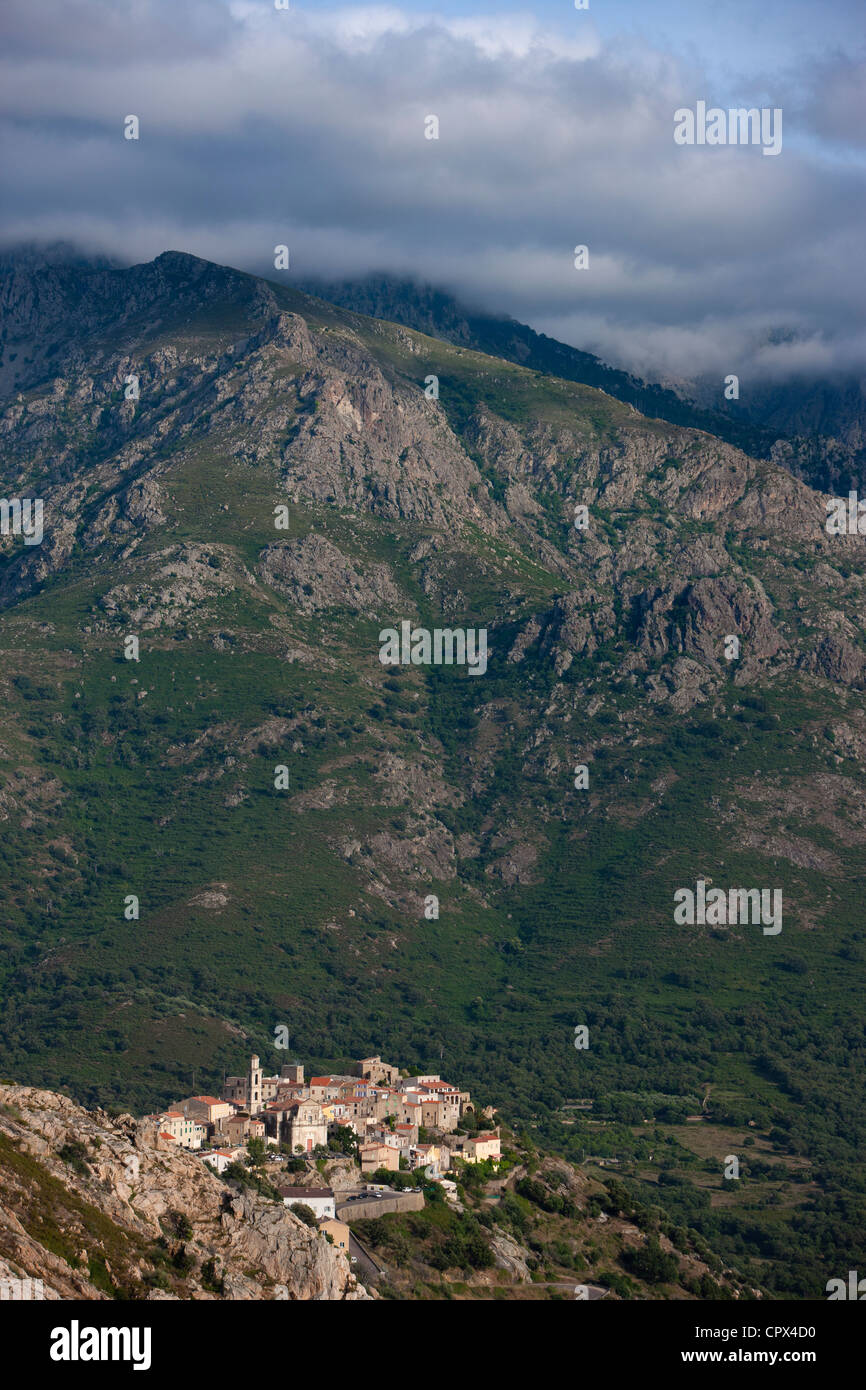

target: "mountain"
[296,272,780,459]
[729,376,866,496]
[300,272,866,494]
[1,249,866,1298]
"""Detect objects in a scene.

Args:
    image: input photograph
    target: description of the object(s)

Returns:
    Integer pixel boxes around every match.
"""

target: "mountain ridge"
[7,240,863,491]
[1,249,865,1298]
[297,270,866,493]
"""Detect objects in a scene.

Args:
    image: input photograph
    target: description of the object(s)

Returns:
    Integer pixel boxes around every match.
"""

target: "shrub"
[621,1238,680,1285]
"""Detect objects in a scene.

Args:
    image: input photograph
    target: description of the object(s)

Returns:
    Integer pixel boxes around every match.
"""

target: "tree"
[201,1257,224,1294]
[291,1203,318,1229]
[622,1238,679,1285]
[247,1137,267,1165]
[164,1209,192,1241]
[329,1126,359,1159]
[172,1242,194,1274]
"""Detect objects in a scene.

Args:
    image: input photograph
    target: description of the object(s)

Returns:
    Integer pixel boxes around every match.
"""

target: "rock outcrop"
[0,1085,369,1300]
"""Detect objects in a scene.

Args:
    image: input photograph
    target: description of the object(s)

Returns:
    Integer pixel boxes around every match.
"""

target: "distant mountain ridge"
[296,272,779,458]
[3,242,862,492]
[299,271,866,493]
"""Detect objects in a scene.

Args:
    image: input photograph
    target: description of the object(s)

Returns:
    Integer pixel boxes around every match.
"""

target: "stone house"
[308,1076,356,1102]
[356,1055,400,1086]
[199,1147,244,1174]
[368,1124,415,1154]
[264,1098,327,1154]
[457,1133,501,1164]
[178,1095,234,1130]
[225,1112,266,1146]
[359,1142,400,1173]
[411,1142,444,1171]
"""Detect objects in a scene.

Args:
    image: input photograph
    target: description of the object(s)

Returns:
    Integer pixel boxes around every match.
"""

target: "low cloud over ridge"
[1,1,864,385]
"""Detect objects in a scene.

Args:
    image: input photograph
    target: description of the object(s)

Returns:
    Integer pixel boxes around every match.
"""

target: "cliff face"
[0,1085,369,1300]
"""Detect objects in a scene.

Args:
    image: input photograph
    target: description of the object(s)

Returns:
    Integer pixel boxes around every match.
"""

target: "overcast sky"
[1,1,864,384]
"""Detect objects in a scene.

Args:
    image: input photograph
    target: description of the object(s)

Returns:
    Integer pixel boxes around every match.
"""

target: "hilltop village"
[145,1054,501,1252]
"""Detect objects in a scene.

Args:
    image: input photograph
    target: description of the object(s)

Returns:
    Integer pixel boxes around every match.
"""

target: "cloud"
[800,52,866,150]
[0,1,863,384]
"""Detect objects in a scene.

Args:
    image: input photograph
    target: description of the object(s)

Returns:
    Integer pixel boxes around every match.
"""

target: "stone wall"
[336,1191,425,1221]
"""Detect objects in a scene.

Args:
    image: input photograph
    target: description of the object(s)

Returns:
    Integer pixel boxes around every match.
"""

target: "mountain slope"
[296,272,779,459]
[300,272,866,494]
[1,251,865,1298]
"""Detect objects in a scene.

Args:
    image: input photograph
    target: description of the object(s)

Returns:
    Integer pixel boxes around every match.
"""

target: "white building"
[278,1187,336,1220]
[200,1147,244,1174]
